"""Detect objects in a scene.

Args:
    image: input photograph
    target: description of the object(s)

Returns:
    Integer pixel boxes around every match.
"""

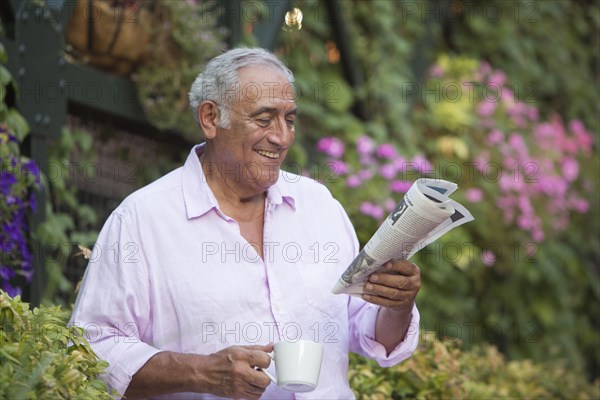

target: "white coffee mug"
[259,340,324,392]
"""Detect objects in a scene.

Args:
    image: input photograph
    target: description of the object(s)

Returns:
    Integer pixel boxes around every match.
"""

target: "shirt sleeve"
[348,300,420,367]
[69,208,162,398]
[333,199,420,367]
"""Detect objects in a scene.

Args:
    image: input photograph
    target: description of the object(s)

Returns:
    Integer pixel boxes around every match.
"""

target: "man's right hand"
[197,344,274,399]
[124,344,274,400]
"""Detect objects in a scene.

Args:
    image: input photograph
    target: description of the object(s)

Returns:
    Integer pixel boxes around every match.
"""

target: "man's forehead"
[233,65,296,107]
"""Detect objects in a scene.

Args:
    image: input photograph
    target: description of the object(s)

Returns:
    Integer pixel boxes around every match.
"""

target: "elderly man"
[70,48,421,399]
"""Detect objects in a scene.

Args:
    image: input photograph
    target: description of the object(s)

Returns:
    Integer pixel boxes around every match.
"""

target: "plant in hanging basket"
[133,1,226,142]
[66,0,152,76]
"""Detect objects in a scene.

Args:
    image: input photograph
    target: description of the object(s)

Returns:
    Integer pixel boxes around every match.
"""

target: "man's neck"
[200,152,267,222]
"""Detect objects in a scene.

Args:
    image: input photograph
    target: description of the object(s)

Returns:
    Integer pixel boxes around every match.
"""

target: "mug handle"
[256,352,276,384]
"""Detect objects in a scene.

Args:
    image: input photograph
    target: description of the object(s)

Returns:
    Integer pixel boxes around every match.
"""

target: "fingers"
[362,261,421,309]
[367,261,420,289]
[244,346,273,369]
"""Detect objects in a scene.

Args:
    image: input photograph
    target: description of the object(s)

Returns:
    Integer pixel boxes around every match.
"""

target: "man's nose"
[268,117,294,145]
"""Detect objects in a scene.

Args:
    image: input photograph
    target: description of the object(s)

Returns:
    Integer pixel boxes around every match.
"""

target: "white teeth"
[256,150,279,159]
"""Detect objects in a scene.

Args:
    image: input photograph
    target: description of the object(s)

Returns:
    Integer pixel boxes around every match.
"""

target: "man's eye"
[257,119,271,126]
[286,119,295,127]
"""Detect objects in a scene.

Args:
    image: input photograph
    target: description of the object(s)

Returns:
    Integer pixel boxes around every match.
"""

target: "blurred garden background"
[1,0,599,397]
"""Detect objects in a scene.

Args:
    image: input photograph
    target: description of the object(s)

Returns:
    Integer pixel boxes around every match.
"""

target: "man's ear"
[198,101,221,139]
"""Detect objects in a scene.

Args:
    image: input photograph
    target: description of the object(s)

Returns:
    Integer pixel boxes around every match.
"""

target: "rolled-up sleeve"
[69,209,161,397]
[348,300,420,367]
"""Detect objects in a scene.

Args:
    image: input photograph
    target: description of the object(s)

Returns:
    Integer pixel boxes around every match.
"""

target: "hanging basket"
[66,0,151,76]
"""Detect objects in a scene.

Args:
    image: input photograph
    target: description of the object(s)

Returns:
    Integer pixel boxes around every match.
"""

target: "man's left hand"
[362,260,421,311]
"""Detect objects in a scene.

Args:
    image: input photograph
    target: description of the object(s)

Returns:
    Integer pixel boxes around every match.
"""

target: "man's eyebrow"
[249,107,278,117]
[249,107,298,117]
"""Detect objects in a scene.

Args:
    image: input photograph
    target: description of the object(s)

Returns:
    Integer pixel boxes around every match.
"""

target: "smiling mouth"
[255,149,280,159]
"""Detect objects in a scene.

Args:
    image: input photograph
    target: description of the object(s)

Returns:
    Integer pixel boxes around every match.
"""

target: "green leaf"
[5,109,29,141]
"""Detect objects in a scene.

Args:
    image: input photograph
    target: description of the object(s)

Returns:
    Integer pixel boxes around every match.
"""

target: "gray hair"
[189,47,294,129]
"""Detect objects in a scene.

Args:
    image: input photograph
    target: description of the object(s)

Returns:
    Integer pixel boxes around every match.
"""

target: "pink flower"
[379,164,396,180]
[376,144,397,159]
[488,70,506,86]
[359,202,373,216]
[561,157,579,182]
[508,133,527,156]
[429,64,444,78]
[527,106,539,122]
[479,61,492,76]
[356,135,375,156]
[317,137,345,158]
[532,229,545,242]
[359,154,375,166]
[570,197,589,213]
[358,202,384,220]
[346,175,362,188]
[390,180,412,193]
[465,188,483,203]
[411,154,432,173]
[328,160,348,175]
[569,119,593,153]
[371,205,384,220]
[486,129,504,146]
[358,169,374,180]
[384,198,396,212]
[392,157,408,174]
[481,250,496,267]
[477,100,497,118]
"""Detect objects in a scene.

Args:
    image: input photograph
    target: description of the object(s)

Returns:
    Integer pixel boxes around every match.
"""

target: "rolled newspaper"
[332,178,474,296]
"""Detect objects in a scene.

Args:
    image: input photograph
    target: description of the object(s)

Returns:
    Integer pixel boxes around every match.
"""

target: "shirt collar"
[182,143,296,220]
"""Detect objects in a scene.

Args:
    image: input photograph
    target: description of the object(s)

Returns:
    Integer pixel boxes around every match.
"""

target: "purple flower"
[0,265,15,280]
[23,159,41,185]
[376,144,397,159]
[1,282,21,298]
[356,136,375,156]
[316,137,345,158]
[1,171,17,195]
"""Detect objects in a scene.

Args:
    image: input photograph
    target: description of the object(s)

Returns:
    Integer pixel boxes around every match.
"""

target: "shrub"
[349,331,600,399]
[0,291,116,399]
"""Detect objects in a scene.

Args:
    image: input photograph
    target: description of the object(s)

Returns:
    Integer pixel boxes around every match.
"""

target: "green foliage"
[36,127,99,302]
[349,331,600,399]
[0,291,117,399]
[1,31,42,298]
[448,0,599,133]
[134,1,226,142]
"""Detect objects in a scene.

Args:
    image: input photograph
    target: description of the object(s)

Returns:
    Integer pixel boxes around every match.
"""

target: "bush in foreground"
[0,291,116,399]
[349,331,600,399]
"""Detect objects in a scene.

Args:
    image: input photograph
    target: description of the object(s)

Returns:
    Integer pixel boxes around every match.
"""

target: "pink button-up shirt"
[70,144,419,399]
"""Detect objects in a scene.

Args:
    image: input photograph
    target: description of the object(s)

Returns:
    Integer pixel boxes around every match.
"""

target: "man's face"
[208,65,297,196]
